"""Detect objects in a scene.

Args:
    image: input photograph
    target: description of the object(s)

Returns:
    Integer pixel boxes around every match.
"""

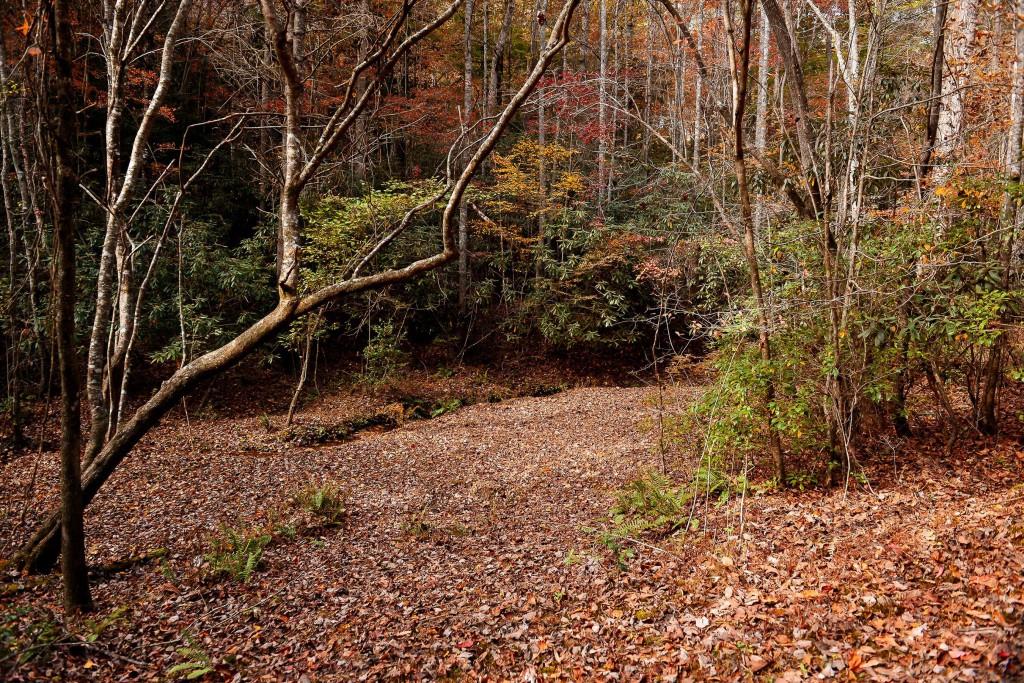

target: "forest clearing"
[3,0,1024,678]
[2,364,1023,679]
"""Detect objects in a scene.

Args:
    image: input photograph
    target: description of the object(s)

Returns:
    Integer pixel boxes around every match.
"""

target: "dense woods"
[1,0,1023,678]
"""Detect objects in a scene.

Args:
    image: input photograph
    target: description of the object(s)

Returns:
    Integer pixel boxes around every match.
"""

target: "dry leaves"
[0,366,1022,680]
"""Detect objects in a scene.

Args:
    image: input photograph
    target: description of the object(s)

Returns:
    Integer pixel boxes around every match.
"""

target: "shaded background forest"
[1,0,1022,555]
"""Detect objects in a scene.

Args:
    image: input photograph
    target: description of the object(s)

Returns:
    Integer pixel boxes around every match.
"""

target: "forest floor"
[1,360,1023,681]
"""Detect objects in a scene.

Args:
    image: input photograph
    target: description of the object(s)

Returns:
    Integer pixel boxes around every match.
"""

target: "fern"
[292,480,346,526]
[599,466,736,565]
[167,637,213,679]
[204,525,271,583]
[612,470,691,520]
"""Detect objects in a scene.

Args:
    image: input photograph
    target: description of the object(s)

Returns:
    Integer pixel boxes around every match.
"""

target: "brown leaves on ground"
[0,371,1022,680]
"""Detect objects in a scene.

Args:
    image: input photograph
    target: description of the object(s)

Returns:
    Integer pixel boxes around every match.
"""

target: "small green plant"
[159,557,178,582]
[81,606,130,644]
[204,525,272,583]
[588,471,693,568]
[274,522,298,539]
[529,383,567,397]
[784,471,816,491]
[612,470,691,526]
[166,635,213,680]
[404,517,434,540]
[293,480,346,527]
[429,397,463,418]
[0,606,62,668]
[595,467,737,567]
[597,532,636,570]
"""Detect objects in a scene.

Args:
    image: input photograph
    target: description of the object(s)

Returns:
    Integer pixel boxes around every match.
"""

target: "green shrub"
[361,320,408,384]
[612,470,691,522]
[204,526,272,583]
[591,471,690,568]
[292,481,346,527]
[595,466,739,567]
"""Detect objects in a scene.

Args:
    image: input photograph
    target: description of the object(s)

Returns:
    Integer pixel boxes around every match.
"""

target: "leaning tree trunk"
[15,299,300,573]
[15,0,583,573]
[760,0,820,213]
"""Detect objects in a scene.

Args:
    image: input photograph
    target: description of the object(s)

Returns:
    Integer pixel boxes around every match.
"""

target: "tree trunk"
[286,324,315,427]
[642,3,654,163]
[693,3,703,164]
[760,0,819,212]
[976,0,1024,434]
[917,0,948,185]
[51,0,93,613]
[105,234,137,441]
[15,300,301,574]
[727,0,785,482]
[753,5,770,234]
[487,0,515,118]
[459,0,475,310]
[598,0,608,207]
[85,0,195,463]
[536,0,549,276]
[934,0,979,176]
[352,0,371,183]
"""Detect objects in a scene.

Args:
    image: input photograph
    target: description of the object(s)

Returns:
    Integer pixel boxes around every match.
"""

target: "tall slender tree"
[48,0,92,612]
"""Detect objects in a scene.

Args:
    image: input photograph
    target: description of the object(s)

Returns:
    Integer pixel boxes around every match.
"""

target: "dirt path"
[2,385,1022,680]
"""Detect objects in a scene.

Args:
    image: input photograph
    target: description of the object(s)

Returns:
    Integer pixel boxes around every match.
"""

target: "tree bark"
[352,0,371,183]
[85,0,195,463]
[51,0,93,613]
[459,0,475,310]
[487,0,515,118]
[933,0,978,184]
[916,0,948,185]
[760,0,820,212]
[753,5,770,234]
[976,0,1024,434]
[693,2,704,165]
[598,0,609,206]
[536,0,549,276]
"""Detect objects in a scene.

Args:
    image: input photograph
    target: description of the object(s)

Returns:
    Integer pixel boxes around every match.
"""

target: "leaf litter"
[0,365,1021,680]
